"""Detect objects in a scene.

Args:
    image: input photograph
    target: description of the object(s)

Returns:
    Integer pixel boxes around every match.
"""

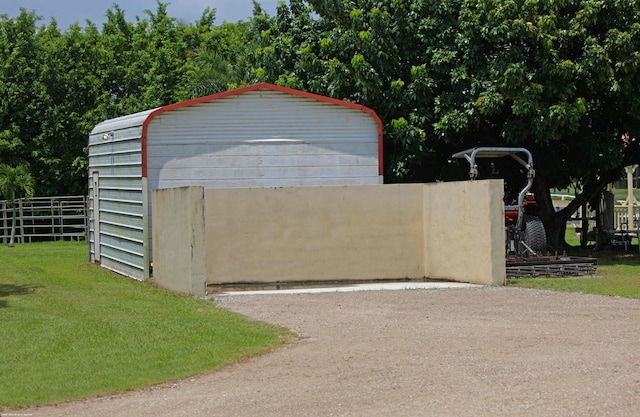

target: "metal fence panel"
[0,196,87,243]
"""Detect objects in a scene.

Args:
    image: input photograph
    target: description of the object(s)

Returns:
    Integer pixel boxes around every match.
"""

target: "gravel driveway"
[10,286,640,417]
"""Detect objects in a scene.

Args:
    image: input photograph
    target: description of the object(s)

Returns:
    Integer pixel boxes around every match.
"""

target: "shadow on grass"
[565,245,640,267]
[0,283,42,308]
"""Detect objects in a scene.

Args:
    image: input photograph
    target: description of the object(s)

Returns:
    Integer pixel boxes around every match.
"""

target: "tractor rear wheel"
[523,215,547,256]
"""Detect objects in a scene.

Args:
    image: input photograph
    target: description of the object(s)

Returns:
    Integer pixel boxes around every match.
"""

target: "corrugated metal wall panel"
[89,197,143,227]
[88,127,147,280]
[150,177,380,189]
[90,152,141,168]
[146,90,380,191]
[152,165,376,182]
[147,145,376,169]
[100,211,144,230]
[100,227,144,248]
[99,188,145,204]
[99,177,144,191]
[100,257,146,281]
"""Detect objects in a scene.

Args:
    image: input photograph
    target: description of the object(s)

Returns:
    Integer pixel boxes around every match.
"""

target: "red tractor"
[452,147,547,259]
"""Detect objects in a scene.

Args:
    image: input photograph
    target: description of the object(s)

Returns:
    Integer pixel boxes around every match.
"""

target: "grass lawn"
[4,238,637,408]
[0,241,290,409]
[508,227,640,298]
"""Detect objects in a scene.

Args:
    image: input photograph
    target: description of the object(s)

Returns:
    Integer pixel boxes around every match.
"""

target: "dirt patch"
[8,287,640,416]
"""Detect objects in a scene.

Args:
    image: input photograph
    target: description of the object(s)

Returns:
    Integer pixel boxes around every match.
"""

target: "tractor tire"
[523,215,547,256]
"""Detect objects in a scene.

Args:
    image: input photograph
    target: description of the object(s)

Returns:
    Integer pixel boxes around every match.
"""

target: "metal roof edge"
[90,108,158,135]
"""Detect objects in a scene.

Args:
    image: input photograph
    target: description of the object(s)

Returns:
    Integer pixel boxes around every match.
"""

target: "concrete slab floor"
[208,281,481,296]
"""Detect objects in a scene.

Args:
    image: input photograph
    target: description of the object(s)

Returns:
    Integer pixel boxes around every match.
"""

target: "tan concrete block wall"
[204,184,426,284]
[152,186,207,296]
[423,180,505,285]
[152,180,505,295]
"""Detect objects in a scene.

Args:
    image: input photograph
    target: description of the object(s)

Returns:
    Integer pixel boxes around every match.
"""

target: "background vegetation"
[2,0,640,249]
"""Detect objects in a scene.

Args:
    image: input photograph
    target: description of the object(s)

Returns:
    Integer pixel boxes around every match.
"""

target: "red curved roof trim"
[141,82,384,178]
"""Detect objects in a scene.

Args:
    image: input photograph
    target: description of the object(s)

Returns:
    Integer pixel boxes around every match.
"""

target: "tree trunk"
[544,211,570,253]
[533,179,571,252]
[8,205,16,247]
[533,167,623,253]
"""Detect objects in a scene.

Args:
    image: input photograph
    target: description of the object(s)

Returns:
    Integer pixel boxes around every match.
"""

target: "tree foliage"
[249,0,640,249]
[0,3,257,196]
[1,1,640,250]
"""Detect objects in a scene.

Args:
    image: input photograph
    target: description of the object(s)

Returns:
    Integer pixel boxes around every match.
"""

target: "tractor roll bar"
[452,147,534,230]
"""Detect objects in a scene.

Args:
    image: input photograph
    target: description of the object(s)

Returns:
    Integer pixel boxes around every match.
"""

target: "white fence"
[0,196,87,244]
[612,206,640,230]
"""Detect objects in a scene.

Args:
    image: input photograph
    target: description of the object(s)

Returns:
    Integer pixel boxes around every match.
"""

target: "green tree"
[0,10,43,170]
[136,2,188,107]
[176,18,256,99]
[0,164,34,247]
[0,3,228,195]
[0,10,104,196]
[249,0,465,178]
[32,21,105,195]
[97,2,188,114]
[427,0,640,250]
[180,47,235,98]
[251,0,640,250]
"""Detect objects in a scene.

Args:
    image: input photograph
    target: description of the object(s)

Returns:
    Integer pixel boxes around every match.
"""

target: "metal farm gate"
[0,196,87,243]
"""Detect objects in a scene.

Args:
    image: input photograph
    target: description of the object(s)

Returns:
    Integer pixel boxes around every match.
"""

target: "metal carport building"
[88,83,383,280]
